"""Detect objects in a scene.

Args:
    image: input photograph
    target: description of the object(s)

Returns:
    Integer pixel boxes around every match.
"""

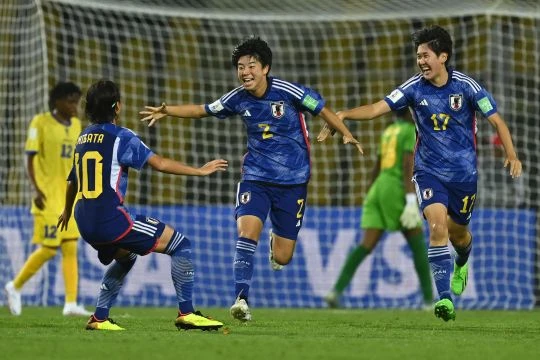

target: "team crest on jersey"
[449,94,463,111]
[422,188,434,200]
[271,101,285,118]
[240,191,251,204]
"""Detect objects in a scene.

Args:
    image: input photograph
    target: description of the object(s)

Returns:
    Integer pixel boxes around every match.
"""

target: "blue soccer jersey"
[68,123,154,243]
[384,68,497,183]
[204,76,325,185]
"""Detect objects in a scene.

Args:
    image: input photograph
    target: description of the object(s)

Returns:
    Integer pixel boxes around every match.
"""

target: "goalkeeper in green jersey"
[325,108,433,308]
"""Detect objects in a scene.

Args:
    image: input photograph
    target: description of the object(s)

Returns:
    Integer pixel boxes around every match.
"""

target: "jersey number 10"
[74,151,103,199]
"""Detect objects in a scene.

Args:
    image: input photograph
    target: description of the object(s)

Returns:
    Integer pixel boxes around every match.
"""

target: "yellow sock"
[13,246,57,289]
[61,240,79,303]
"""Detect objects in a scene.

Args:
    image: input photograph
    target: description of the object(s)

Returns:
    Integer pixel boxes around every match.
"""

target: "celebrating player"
[5,82,91,317]
[140,36,363,322]
[325,109,433,309]
[57,79,227,330]
[318,25,522,321]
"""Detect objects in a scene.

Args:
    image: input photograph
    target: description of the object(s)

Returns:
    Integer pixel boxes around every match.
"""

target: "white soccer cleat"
[5,281,22,316]
[63,302,93,316]
[229,297,252,322]
[269,230,284,271]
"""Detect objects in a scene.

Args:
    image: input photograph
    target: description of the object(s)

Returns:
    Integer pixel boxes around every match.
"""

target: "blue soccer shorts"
[413,172,477,225]
[90,214,166,265]
[235,181,307,240]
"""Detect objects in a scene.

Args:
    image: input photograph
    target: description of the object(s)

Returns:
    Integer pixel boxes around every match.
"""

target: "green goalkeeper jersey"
[361,119,416,230]
[378,119,416,181]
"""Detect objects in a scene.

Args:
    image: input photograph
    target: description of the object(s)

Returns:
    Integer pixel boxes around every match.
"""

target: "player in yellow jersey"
[4,82,91,316]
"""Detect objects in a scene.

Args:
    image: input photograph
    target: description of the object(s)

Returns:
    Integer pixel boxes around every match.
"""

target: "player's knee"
[60,240,77,258]
[40,245,58,260]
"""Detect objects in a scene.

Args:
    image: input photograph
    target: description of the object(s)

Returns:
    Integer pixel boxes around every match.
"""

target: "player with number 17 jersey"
[205,76,325,185]
[384,68,497,183]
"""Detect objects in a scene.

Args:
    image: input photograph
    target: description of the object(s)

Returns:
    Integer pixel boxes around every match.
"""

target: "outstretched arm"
[486,113,522,178]
[317,100,392,141]
[147,154,228,176]
[140,103,208,127]
[318,107,364,154]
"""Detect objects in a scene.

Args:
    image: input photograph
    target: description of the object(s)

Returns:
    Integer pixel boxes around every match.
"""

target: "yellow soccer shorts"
[32,213,80,247]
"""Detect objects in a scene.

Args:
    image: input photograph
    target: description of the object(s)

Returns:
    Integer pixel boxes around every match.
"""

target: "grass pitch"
[1,307,539,360]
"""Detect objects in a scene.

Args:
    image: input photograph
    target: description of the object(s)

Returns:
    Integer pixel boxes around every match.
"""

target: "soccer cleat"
[269,230,284,271]
[434,298,456,322]
[86,315,125,330]
[229,296,252,322]
[451,262,468,295]
[4,281,22,316]
[175,311,223,331]
[324,291,340,309]
[63,303,93,316]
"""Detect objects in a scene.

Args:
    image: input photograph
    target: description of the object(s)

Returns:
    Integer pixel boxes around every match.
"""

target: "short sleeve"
[473,89,497,117]
[25,115,41,154]
[116,132,154,170]
[205,97,236,119]
[299,87,326,116]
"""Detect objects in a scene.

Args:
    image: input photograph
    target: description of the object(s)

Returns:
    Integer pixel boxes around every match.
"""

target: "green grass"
[1,307,540,360]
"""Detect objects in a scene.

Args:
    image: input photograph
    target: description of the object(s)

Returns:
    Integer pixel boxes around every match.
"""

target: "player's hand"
[33,189,46,210]
[343,135,364,154]
[317,123,336,142]
[400,193,421,229]
[198,159,228,176]
[140,102,168,127]
[504,156,522,179]
[57,210,70,232]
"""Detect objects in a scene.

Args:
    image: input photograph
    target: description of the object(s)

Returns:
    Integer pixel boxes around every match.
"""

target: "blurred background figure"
[4,81,91,317]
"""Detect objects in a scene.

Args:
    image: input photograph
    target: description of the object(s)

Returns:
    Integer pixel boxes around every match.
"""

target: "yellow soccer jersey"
[25,112,81,215]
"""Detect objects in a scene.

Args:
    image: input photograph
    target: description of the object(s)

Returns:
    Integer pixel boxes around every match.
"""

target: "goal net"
[1,0,538,310]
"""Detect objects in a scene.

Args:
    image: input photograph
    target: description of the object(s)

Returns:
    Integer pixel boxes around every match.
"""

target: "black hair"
[84,79,121,124]
[48,81,82,111]
[231,36,272,71]
[412,25,453,64]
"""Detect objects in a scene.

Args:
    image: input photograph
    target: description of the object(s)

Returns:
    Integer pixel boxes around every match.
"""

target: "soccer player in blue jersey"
[318,25,522,321]
[58,79,228,331]
[140,36,363,322]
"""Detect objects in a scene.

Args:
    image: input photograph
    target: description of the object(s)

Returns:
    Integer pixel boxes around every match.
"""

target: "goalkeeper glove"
[400,193,421,229]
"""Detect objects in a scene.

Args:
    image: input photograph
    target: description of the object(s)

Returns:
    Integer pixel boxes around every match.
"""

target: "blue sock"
[166,231,195,315]
[454,235,472,267]
[428,245,453,301]
[234,237,257,301]
[95,253,137,320]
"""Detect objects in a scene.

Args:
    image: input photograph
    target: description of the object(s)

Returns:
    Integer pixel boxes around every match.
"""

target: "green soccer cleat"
[434,298,456,322]
[451,262,468,295]
[175,311,223,331]
[86,315,126,330]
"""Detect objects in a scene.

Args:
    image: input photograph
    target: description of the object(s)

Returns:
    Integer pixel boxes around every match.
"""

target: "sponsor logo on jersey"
[240,191,251,204]
[387,89,404,103]
[208,99,224,113]
[422,188,433,200]
[243,109,251,117]
[271,101,285,118]
[477,97,493,114]
[450,94,463,111]
[301,95,319,111]
[419,99,429,106]
[146,217,159,225]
